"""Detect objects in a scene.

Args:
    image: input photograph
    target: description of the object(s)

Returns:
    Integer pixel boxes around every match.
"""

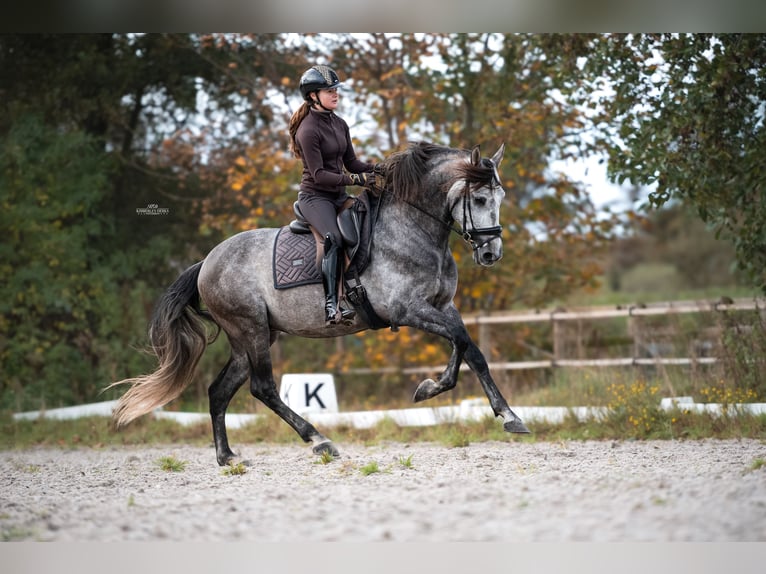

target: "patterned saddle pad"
[272,190,381,290]
[272,227,322,290]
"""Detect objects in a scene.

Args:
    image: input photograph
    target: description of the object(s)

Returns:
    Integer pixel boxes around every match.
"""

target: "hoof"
[312,441,340,458]
[413,378,439,403]
[504,418,531,434]
[217,450,239,467]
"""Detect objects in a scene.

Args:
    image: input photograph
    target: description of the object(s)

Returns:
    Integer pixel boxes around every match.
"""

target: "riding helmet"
[299,65,342,101]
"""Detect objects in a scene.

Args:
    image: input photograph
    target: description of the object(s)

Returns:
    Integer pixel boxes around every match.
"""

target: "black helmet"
[299,65,342,101]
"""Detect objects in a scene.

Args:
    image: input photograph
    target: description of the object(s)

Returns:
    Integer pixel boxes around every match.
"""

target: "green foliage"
[580,34,766,292]
[603,380,663,438]
[0,35,233,412]
[0,117,156,410]
[717,308,766,399]
[7,124,187,408]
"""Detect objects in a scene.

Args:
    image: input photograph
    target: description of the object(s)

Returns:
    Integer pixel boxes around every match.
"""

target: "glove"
[349,172,375,187]
[372,163,386,175]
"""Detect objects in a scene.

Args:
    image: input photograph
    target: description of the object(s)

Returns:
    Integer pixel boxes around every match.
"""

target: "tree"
[0,34,272,409]
[0,117,164,409]
[581,34,766,292]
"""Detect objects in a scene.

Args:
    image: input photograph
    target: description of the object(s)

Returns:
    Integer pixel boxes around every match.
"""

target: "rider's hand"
[349,172,375,187]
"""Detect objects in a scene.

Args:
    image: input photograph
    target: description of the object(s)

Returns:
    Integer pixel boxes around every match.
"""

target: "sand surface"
[2,439,765,542]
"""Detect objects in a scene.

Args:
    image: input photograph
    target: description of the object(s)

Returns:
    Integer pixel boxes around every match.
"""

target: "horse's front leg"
[462,336,530,433]
[412,342,462,402]
[406,304,530,434]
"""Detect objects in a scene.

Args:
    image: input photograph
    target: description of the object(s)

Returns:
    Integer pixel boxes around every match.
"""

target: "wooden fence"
[345,297,766,376]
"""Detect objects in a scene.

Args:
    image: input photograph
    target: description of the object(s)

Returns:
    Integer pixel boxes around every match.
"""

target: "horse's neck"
[375,197,453,257]
[370,196,459,301]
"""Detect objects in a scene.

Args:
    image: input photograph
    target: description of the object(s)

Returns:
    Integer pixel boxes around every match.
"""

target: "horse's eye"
[473,196,487,207]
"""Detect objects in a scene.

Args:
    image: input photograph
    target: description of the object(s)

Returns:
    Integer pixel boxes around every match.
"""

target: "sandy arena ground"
[1,439,765,542]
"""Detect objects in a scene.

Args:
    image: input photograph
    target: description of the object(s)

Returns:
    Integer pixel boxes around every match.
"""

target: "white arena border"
[13,397,766,430]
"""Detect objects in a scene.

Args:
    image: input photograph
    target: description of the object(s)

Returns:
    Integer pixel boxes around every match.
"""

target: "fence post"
[552,309,564,364]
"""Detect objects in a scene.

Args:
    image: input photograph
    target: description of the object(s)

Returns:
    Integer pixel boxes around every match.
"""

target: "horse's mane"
[378,141,497,204]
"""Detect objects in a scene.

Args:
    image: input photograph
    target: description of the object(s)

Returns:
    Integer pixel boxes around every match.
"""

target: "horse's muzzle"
[467,227,503,267]
[473,238,503,267]
[475,247,502,266]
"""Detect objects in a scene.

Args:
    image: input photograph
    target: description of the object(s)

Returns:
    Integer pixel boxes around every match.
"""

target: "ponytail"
[289,101,312,159]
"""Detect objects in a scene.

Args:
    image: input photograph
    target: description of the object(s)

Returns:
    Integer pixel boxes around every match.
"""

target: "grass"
[221,461,248,476]
[1,525,37,542]
[0,414,212,451]
[1,392,765,452]
[359,461,380,476]
[157,455,186,472]
[747,457,765,473]
[398,454,414,469]
[315,450,335,465]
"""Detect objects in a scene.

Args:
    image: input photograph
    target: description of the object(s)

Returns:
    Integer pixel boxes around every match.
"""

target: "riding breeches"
[297,191,349,246]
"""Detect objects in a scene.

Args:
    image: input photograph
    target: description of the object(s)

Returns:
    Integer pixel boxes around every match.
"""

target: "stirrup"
[340,306,356,325]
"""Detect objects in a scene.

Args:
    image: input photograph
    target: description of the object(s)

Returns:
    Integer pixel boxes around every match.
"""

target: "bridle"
[402,177,504,253]
[451,180,504,251]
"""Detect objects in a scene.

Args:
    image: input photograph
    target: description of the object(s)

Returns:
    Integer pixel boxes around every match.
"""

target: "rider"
[288,64,376,326]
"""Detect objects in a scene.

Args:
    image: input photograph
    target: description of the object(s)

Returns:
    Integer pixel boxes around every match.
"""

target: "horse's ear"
[491,143,505,168]
[471,145,481,166]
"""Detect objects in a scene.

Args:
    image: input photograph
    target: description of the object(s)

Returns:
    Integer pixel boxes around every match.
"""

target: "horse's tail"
[110,261,216,427]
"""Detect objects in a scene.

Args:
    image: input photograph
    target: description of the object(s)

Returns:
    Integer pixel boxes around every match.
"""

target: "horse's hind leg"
[246,334,339,458]
[208,351,249,466]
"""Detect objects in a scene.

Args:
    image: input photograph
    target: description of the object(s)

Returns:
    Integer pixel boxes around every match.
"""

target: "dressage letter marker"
[279,373,338,414]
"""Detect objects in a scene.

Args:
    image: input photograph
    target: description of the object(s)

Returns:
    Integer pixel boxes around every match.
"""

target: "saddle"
[272,189,388,329]
[288,198,363,265]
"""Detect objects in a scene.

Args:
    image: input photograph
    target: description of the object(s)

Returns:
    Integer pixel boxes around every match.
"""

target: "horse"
[110,141,530,466]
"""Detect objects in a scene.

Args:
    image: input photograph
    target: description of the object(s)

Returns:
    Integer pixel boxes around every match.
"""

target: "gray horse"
[111,141,530,466]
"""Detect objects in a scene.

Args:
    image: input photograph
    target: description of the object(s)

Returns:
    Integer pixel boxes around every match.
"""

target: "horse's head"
[447,143,506,266]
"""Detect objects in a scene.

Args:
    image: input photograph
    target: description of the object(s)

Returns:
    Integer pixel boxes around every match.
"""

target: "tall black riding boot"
[321,235,341,325]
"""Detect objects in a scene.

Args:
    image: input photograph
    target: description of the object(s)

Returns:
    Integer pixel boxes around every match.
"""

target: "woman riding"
[288,64,376,326]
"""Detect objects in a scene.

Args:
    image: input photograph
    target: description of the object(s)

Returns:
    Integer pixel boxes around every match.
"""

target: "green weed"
[359,461,380,476]
[221,461,248,476]
[443,426,470,448]
[398,454,414,469]
[746,457,765,473]
[1,525,36,541]
[157,455,186,472]
[315,450,335,465]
